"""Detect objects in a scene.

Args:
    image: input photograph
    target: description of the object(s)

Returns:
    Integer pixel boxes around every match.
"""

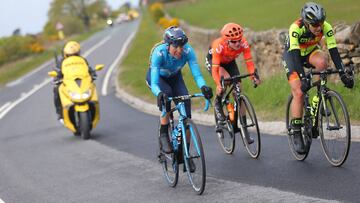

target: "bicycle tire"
[286,95,310,161]
[183,119,206,195]
[214,109,235,154]
[158,122,179,187]
[237,94,261,159]
[318,90,351,167]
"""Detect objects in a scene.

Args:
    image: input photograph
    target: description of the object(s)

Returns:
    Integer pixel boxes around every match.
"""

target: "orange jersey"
[209,37,255,85]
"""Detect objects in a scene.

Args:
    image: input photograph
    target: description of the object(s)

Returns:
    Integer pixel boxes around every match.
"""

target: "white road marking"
[102,33,136,96]
[0,198,5,203]
[6,61,52,87]
[0,78,51,120]
[82,36,111,58]
[0,35,112,120]
[0,102,11,114]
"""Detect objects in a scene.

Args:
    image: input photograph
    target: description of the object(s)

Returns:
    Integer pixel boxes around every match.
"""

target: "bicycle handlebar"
[306,64,354,78]
[160,93,210,117]
[221,71,258,89]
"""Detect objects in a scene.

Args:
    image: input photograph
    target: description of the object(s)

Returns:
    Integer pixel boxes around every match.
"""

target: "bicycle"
[158,93,210,195]
[286,67,352,166]
[215,72,261,158]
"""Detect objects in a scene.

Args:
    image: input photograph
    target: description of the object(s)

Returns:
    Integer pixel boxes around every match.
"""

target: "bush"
[158,17,180,29]
[62,17,85,36]
[0,35,34,66]
[150,2,165,22]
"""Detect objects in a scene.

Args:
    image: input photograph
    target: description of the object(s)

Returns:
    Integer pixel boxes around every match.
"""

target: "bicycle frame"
[308,68,343,131]
[161,94,210,159]
[221,73,257,125]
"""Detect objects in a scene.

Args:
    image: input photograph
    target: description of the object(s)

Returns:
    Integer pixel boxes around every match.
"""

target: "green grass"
[166,0,360,31]
[120,8,161,103]
[119,7,360,121]
[120,8,216,108]
[0,24,105,86]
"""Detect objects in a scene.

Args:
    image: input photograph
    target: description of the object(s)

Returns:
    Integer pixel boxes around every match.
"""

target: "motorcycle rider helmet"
[163,26,188,47]
[221,23,243,41]
[301,2,326,26]
[63,41,81,58]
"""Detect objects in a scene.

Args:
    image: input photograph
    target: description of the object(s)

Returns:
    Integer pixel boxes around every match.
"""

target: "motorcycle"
[48,55,104,140]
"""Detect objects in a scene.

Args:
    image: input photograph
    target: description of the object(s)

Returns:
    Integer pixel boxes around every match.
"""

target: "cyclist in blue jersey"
[146,26,213,154]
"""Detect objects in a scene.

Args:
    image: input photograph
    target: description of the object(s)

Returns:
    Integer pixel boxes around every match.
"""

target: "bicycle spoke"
[238,95,261,158]
[319,91,350,167]
[184,120,206,195]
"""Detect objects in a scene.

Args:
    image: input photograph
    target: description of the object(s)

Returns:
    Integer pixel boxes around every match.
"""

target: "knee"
[312,55,328,69]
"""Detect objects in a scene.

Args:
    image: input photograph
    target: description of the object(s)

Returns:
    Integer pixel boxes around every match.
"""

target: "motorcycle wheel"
[79,111,91,140]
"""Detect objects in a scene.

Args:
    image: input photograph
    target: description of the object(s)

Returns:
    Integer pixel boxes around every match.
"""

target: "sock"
[160,124,169,134]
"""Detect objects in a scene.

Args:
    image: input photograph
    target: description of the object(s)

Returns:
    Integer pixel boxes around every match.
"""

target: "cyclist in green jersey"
[282,2,354,154]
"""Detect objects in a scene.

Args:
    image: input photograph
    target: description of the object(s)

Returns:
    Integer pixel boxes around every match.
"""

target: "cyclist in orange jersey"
[282,2,354,154]
[206,23,261,144]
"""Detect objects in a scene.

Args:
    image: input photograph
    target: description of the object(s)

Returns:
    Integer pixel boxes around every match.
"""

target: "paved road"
[0,19,359,202]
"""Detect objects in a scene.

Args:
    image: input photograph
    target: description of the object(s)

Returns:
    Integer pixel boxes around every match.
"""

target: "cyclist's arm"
[150,49,163,96]
[323,21,344,71]
[210,47,222,87]
[242,38,255,75]
[186,45,206,88]
[288,23,305,78]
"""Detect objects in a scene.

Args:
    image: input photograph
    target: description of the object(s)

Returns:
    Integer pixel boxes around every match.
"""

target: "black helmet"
[163,26,188,47]
[301,2,326,25]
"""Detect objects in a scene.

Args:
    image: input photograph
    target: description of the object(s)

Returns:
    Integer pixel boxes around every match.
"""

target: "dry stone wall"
[180,20,360,78]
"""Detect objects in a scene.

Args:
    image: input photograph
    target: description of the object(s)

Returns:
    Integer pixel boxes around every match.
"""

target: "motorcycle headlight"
[69,91,82,100]
[81,90,91,99]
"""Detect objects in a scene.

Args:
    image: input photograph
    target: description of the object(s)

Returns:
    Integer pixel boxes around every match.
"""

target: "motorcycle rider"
[53,41,97,123]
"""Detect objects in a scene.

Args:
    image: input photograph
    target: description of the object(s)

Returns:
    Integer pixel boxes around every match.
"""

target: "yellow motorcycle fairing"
[57,56,100,133]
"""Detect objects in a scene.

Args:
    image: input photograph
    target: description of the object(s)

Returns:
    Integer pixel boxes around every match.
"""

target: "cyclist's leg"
[283,51,306,154]
[307,49,328,135]
[147,69,173,153]
[308,49,328,79]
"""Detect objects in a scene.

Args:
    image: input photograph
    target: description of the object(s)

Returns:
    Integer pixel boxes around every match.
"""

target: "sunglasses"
[309,23,323,28]
[229,40,241,44]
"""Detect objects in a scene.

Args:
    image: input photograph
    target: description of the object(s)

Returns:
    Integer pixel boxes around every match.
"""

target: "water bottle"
[227,103,235,122]
[311,95,319,116]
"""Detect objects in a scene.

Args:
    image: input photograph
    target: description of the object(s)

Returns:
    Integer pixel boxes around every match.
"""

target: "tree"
[47,0,109,31]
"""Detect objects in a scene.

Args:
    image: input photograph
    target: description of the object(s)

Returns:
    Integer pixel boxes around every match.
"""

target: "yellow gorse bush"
[158,17,180,29]
[28,42,45,53]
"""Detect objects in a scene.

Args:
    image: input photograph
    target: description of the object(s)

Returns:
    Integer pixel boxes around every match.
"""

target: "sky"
[0,0,140,37]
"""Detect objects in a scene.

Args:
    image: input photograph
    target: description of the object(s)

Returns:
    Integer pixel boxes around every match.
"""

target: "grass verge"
[166,0,360,31]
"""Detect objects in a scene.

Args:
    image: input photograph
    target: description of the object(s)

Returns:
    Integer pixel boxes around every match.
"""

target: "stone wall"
[180,20,360,78]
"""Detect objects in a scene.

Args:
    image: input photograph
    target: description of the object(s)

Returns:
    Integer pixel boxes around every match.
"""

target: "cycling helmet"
[63,41,81,57]
[301,2,326,25]
[163,26,188,47]
[221,23,243,41]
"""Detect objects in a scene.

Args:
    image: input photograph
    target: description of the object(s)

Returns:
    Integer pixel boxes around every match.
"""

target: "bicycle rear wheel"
[158,122,179,187]
[214,107,235,154]
[237,94,261,159]
[318,90,351,167]
[183,119,206,195]
[286,95,310,161]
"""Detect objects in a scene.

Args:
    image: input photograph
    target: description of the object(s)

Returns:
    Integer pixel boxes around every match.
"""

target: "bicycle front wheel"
[237,94,261,159]
[214,108,235,154]
[158,122,179,187]
[318,90,351,167]
[183,119,206,195]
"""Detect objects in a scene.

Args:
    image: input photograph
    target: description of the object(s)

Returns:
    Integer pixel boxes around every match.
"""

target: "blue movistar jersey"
[149,43,206,96]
